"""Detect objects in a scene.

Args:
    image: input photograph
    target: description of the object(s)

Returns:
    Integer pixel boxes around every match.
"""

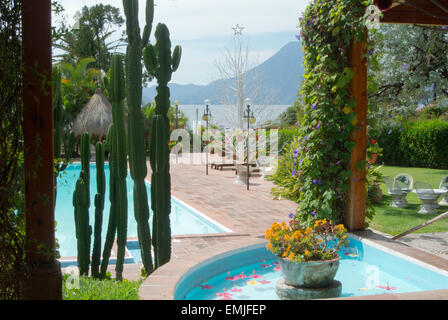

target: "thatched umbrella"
[73,88,113,141]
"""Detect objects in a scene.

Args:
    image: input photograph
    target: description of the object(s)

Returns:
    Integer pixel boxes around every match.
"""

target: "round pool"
[174,236,448,300]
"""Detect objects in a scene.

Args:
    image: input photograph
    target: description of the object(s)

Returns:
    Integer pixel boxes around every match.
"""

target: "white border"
[143,177,233,233]
[349,232,448,277]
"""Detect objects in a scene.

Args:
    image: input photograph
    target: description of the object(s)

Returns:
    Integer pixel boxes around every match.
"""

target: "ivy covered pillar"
[21,0,62,299]
[345,38,368,231]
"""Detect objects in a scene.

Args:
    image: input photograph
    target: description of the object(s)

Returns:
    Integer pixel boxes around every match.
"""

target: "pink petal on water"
[260,264,272,268]
[200,284,213,289]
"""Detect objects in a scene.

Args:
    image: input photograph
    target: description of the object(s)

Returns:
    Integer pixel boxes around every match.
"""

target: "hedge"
[378,120,448,169]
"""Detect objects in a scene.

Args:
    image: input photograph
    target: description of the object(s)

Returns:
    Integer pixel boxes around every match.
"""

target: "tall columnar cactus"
[108,54,128,281]
[143,23,182,268]
[91,141,105,278]
[122,0,154,275]
[100,124,117,279]
[73,132,92,276]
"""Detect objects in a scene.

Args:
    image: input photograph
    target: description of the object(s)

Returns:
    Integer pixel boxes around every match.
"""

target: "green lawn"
[369,165,448,236]
[63,274,142,300]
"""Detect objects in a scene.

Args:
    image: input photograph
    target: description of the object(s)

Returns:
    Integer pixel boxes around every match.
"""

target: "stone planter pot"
[277,256,340,288]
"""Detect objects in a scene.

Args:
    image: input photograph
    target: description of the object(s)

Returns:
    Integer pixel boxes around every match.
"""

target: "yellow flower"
[304,250,310,256]
[288,252,295,260]
[265,228,273,239]
[342,107,352,115]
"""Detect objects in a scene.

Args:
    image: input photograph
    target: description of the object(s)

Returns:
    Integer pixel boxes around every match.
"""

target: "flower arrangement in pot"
[367,139,383,164]
[265,219,347,288]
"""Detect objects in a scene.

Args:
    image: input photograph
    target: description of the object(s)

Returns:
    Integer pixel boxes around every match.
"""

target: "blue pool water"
[176,236,448,299]
[56,163,228,258]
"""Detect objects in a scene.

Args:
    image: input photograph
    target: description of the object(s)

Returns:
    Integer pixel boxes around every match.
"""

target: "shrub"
[378,120,448,169]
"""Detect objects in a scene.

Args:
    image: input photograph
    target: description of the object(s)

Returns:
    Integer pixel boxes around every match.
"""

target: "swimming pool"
[56,163,230,259]
[175,235,448,300]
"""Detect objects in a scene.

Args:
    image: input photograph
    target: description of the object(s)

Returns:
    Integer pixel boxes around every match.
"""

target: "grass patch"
[369,165,448,235]
[63,274,142,300]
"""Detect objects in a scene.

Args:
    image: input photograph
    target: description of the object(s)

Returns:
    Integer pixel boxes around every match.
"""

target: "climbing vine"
[287,0,374,226]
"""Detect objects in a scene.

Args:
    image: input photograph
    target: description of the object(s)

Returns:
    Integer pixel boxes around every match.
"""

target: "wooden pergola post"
[344,0,448,231]
[21,0,62,299]
[345,38,368,231]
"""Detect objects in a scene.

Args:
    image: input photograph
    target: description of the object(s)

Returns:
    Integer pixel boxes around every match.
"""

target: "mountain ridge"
[142,41,304,105]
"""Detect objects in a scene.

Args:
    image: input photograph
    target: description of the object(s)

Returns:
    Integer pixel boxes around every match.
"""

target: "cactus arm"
[171,45,182,72]
[100,125,117,279]
[91,142,105,278]
[73,133,91,276]
[142,44,158,77]
[141,0,154,47]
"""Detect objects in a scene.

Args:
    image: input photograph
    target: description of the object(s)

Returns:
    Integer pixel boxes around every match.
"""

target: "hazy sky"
[55,0,311,85]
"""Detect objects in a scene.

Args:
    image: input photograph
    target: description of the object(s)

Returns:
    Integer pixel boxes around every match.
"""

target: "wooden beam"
[382,0,448,25]
[345,39,368,231]
[392,211,448,240]
[22,0,62,299]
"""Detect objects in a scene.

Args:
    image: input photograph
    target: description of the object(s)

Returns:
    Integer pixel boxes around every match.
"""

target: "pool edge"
[138,229,448,300]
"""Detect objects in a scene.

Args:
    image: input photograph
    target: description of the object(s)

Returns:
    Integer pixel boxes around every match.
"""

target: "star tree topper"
[232,24,244,36]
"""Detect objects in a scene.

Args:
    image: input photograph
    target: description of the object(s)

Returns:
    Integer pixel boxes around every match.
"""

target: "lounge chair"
[414,181,440,214]
[234,163,260,184]
[393,173,413,205]
[384,176,408,208]
[211,143,236,170]
[439,176,448,205]
[256,155,275,179]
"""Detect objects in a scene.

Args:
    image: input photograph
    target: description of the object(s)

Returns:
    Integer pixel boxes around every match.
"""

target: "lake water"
[177,104,291,129]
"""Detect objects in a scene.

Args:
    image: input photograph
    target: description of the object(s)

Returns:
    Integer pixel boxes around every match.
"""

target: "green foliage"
[53,3,125,73]
[62,274,141,300]
[122,0,155,276]
[0,0,27,299]
[369,24,448,115]
[277,105,298,127]
[378,120,448,169]
[53,66,75,205]
[278,0,371,226]
[277,127,299,154]
[60,57,101,126]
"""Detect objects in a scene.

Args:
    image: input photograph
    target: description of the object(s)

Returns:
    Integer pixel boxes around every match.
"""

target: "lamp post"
[203,99,212,175]
[243,98,255,190]
[174,100,179,129]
